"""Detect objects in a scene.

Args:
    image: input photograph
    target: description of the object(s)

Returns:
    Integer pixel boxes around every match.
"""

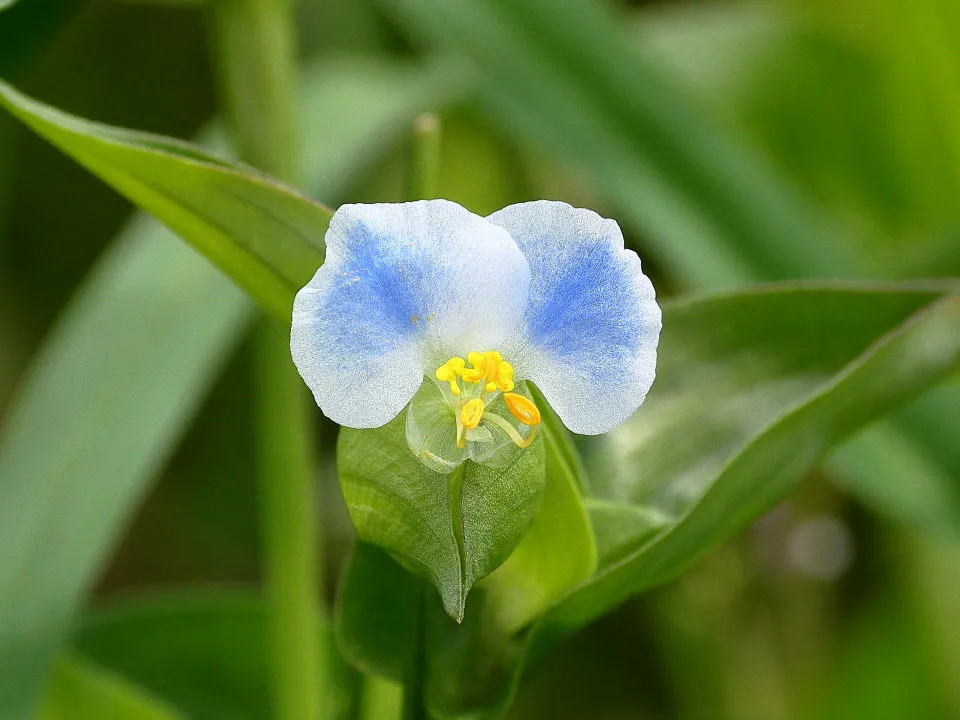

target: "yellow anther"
[462,350,515,392]
[498,362,515,392]
[460,399,485,429]
[460,351,492,383]
[435,357,465,396]
[503,393,541,426]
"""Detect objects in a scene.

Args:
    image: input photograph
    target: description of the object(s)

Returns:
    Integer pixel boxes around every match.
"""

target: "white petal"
[291,200,530,428]
[487,201,661,435]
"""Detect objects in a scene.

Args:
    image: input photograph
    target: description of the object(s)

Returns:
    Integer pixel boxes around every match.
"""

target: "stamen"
[460,399,485,430]
[431,351,535,456]
[482,411,537,449]
[503,393,541,426]
[461,350,515,392]
[435,357,465,395]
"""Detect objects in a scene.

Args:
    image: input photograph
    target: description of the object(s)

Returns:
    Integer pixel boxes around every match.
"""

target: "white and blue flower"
[291,199,661,468]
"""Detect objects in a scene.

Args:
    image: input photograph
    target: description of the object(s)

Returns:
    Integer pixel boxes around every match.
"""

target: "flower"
[291,200,661,468]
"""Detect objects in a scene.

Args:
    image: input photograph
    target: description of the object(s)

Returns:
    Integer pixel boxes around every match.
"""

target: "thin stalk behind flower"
[208,1,324,719]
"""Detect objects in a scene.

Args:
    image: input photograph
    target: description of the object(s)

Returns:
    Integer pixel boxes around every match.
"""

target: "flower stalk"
[402,112,443,720]
[208,1,323,719]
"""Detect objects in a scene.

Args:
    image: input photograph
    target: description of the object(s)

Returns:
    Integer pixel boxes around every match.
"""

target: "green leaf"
[480,417,597,633]
[586,499,669,567]
[335,542,420,684]
[544,282,960,637]
[71,591,336,720]
[829,417,960,536]
[38,655,184,720]
[338,408,546,622]
[0,79,330,319]
[0,219,251,717]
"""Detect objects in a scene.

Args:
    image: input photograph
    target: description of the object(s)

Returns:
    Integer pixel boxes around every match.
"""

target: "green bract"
[338,410,546,622]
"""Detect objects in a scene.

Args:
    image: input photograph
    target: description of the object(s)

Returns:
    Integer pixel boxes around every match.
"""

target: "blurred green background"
[1,0,960,718]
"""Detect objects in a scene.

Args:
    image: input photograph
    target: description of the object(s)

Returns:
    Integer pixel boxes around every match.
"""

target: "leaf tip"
[439,583,468,624]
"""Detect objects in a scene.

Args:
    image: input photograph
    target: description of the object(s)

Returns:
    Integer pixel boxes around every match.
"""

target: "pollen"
[460,399,485,429]
[503,393,541,426]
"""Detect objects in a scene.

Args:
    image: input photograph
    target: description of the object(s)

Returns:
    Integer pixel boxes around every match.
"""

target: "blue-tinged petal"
[292,200,530,428]
[487,201,661,435]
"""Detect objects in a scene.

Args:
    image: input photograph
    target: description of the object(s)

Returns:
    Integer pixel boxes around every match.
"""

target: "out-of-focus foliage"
[74,591,314,720]
[40,655,183,720]
[1,0,960,718]
[0,214,251,716]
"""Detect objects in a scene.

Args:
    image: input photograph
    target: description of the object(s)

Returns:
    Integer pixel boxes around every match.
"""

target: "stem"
[401,582,428,720]
[399,112,444,720]
[208,0,297,180]
[254,321,323,720]
[406,113,442,201]
[207,2,323,719]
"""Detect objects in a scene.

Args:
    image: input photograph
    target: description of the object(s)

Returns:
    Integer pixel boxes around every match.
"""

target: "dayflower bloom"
[291,200,661,471]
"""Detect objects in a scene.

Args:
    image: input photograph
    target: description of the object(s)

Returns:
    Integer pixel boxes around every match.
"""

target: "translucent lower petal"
[405,379,533,473]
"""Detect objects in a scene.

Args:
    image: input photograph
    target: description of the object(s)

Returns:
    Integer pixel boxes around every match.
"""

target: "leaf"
[71,591,336,720]
[0,57,458,718]
[544,282,960,639]
[38,655,185,720]
[335,542,420,684]
[337,407,545,622]
[0,79,330,319]
[828,418,960,537]
[0,219,252,717]
[586,499,669,567]
[480,417,597,633]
